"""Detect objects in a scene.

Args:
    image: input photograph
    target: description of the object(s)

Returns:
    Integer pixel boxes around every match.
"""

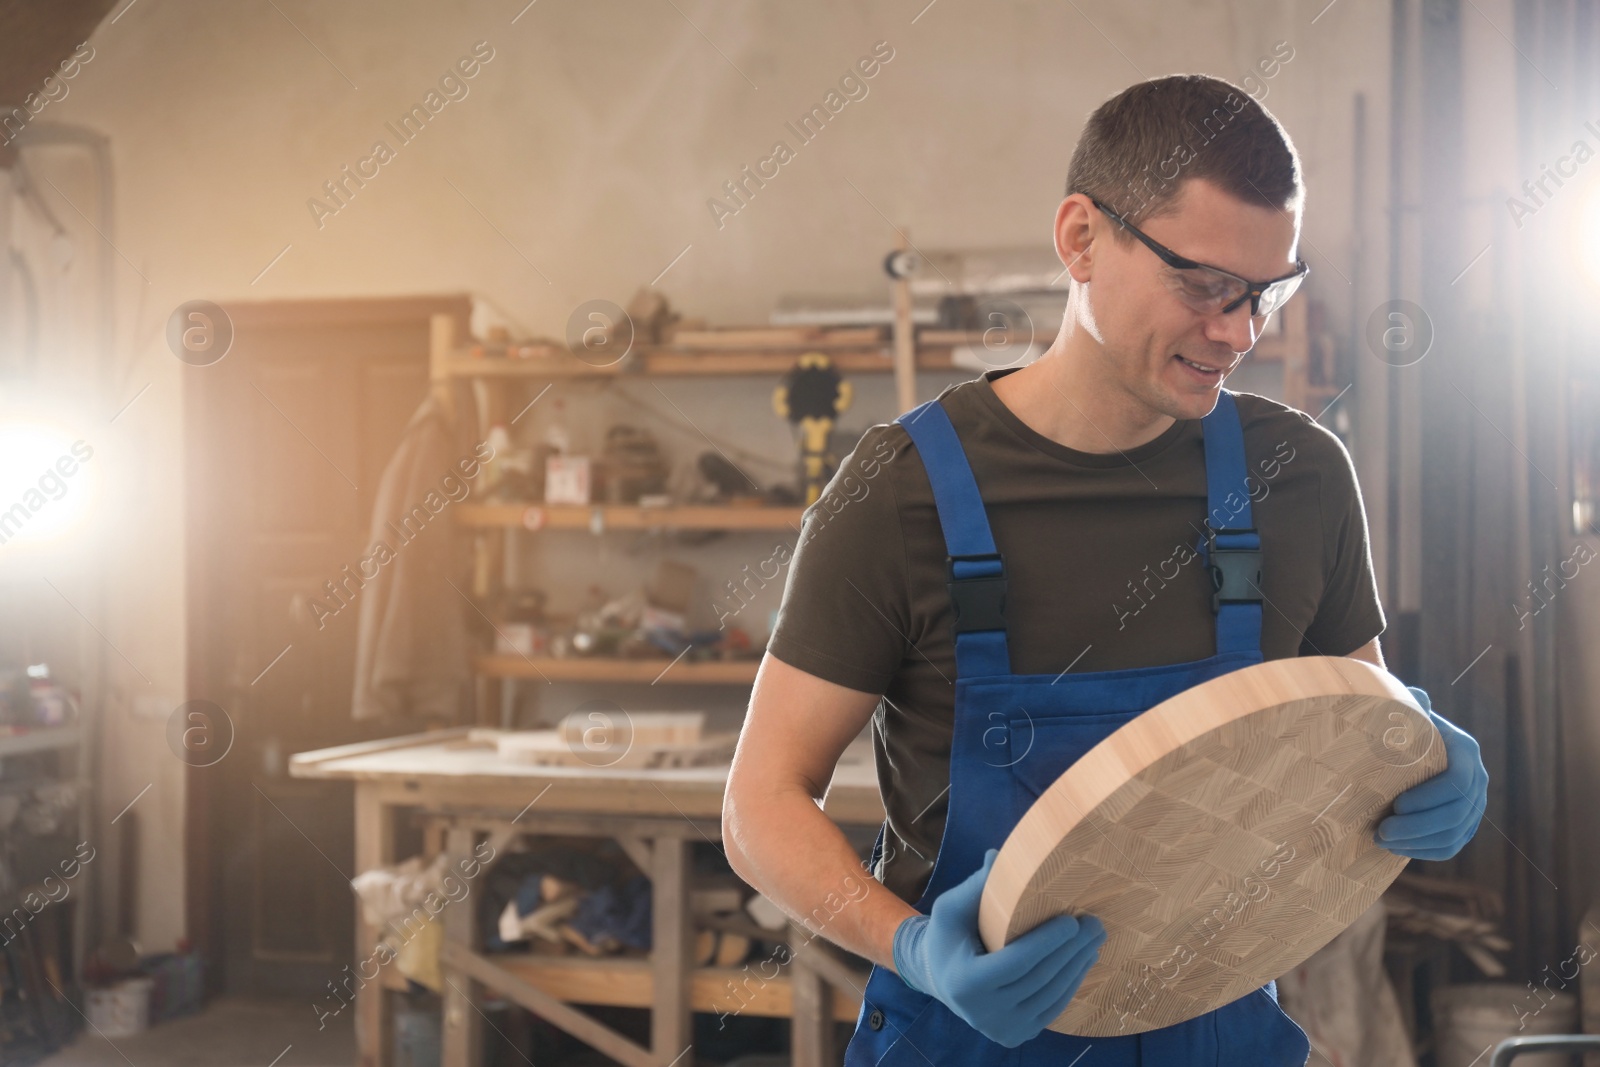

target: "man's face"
[1071,178,1301,421]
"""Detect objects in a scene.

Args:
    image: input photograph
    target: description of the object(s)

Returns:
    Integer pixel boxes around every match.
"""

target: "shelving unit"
[433,311,883,720]
[0,720,91,1065]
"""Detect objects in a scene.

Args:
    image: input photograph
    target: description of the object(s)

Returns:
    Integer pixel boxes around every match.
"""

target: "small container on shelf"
[494,623,545,658]
[27,664,78,727]
[543,455,592,505]
[86,976,154,1038]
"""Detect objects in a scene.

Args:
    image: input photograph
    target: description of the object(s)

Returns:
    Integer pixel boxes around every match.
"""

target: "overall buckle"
[947,552,1007,633]
[1205,527,1262,614]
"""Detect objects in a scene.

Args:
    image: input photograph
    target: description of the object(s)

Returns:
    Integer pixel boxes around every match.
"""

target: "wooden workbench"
[290,728,884,1067]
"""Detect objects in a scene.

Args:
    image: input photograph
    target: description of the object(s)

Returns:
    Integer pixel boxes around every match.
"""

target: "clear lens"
[1256,273,1305,317]
[1160,266,1249,314]
[1162,265,1305,318]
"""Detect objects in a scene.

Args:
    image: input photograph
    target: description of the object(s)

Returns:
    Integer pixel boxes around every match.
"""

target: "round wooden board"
[976,656,1448,1037]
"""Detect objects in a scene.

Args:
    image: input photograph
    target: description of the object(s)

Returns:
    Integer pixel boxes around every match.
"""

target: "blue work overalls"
[843,389,1312,1066]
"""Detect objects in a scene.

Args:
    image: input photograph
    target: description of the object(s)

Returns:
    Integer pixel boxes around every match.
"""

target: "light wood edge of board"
[976,655,1425,952]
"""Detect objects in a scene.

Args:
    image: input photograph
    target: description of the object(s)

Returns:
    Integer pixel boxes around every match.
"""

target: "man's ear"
[1055,194,1097,283]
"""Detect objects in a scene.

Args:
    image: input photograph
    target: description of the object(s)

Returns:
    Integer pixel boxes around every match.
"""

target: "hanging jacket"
[351,389,479,723]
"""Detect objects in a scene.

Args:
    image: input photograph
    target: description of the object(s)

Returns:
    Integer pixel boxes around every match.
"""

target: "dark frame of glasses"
[1086,195,1309,317]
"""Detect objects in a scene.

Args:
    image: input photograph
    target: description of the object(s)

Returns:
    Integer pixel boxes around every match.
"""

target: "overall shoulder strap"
[1197,390,1264,656]
[896,400,1011,677]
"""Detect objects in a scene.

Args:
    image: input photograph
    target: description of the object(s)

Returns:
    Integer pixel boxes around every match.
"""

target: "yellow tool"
[773,352,853,506]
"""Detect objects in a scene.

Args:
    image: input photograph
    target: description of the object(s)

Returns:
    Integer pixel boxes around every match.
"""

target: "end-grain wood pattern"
[977,656,1448,1037]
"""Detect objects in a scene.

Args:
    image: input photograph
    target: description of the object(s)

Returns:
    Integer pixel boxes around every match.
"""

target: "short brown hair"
[1066,75,1303,227]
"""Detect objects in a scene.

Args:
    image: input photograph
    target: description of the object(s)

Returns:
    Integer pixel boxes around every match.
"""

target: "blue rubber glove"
[1374,686,1488,860]
[892,848,1106,1048]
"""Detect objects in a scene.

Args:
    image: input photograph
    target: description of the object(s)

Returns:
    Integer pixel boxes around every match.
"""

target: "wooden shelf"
[446,316,1303,377]
[456,503,804,531]
[442,344,972,379]
[486,953,862,1022]
[443,339,1303,379]
[432,334,1318,383]
[474,656,760,685]
[0,725,81,758]
[384,950,861,1027]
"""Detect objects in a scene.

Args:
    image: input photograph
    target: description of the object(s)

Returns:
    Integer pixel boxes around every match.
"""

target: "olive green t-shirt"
[767,368,1386,906]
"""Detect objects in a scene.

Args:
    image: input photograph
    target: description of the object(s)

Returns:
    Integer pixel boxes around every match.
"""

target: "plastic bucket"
[394,997,441,1067]
[86,976,154,1039]
[1434,983,1580,1067]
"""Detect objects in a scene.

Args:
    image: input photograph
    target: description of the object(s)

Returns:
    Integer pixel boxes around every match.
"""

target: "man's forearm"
[724,780,916,969]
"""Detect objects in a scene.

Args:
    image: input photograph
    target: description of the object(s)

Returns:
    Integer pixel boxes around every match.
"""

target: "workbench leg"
[789,923,830,1067]
[651,836,692,1064]
[442,825,482,1067]
[355,786,395,1067]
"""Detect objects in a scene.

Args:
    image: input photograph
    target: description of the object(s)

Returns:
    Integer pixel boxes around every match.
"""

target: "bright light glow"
[0,421,96,546]
[1576,182,1600,289]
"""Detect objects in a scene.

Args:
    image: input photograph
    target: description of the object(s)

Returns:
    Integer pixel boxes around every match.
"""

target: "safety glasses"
[1087,196,1309,319]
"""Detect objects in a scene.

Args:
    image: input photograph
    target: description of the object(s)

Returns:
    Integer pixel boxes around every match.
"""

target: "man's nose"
[1203,304,1261,355]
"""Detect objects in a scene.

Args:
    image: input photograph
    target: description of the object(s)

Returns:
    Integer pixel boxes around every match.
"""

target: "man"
[723,74,1487,1065]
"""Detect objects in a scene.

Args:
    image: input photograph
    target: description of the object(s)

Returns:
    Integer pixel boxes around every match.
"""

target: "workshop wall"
[38,0,1395,952]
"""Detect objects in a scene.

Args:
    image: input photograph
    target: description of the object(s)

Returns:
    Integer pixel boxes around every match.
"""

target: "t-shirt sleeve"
[766,424,912,695]
[1300,420,1387,657]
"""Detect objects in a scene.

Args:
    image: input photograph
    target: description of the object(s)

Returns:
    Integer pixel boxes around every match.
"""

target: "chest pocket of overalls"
[997,710,1143,808]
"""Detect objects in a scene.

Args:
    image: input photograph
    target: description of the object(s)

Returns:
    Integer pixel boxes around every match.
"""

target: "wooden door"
[184,295,471,995]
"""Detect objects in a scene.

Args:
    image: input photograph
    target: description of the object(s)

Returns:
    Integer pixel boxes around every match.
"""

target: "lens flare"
[0,421,95,546]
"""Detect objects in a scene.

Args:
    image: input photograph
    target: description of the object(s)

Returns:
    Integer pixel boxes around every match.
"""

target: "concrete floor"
[37,997,357,1067]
